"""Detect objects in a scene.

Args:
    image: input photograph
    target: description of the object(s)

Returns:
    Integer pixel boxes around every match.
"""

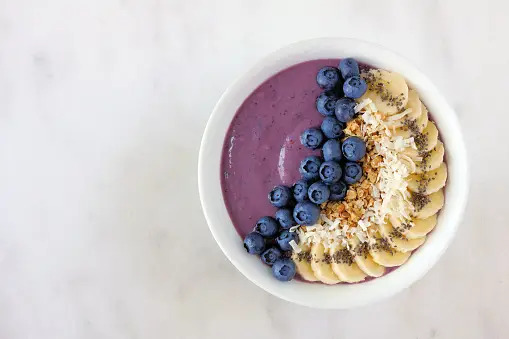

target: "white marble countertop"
[0,0,507,338]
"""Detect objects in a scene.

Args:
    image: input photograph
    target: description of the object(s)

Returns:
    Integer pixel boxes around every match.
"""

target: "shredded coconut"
[296,215,352,250]
[387,108,412,122]
[360,107,415,229]
[289,240,301,253]
[354,98,372,113]
[294,93,417,249]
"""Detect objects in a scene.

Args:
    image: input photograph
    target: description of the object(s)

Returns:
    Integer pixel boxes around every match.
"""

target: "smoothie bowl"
[199,38,468,308]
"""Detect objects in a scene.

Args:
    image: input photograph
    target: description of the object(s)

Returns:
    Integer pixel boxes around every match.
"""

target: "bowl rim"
[198,37,469,309]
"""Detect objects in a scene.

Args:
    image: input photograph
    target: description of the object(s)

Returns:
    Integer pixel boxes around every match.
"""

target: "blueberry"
[293,201,320,226]
[316,66,341,91]
[343,76,367,99]
[322,139,342,162]
[243,232,266,254]
[316,92,338,116]
[292,179,310,202]
[254,216,279,238]
[261,247,282,266]
[299,156,322,181]
[343,161,363,184]
[272,258,296,281]
[339,58,360,79]
[319,161,342,184]
[342,136,366,161]
[268,185,292,208]
[335,97,357,123]
[300,128,324,149]
[329,181,348,201]
[307,181,330,204]
[276,230,299,251]
[275,208,296,229]
[321,117,345,139]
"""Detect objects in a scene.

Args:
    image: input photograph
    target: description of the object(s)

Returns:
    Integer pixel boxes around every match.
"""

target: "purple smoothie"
[220,59,339,237]
[219,59,444,284]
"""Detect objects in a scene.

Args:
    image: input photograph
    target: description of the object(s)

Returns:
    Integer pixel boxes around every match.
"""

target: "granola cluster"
[321,116,382,229]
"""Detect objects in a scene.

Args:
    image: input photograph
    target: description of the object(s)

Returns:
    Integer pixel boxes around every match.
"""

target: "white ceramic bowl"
[198,38,468,309]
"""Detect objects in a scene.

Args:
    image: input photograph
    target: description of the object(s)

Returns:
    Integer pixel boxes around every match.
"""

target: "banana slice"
[388,214,407,230]
[392,126,413,139]
[370,248,411,267]
[388,214,438,239]
[420,121,439,151]
[369,238,411,267]
[310,243,341,285]
[405,89,423,121]
[414,140,444,174]
[354,252,386,278]
[330,247,367,283]
[400,147,419,161]
[406,214,437,239]
[379,222,425,253]
[349,237,385,277]
[291,244,318,282]
[399,121,440,160]
[416,103,429,131]
[360,69,408,114]
[412,189,444,219]
[387,89,422,128]
[407,162,447,194]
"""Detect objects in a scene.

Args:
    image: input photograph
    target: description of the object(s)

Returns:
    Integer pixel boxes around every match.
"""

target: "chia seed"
[410,192,431,212]
[322,253,332,264]
[332,248,354,266]
[388,227,404,240]
[417,174,431,193]
[419,149,432,171]
[403,118,420,134]
[398,223,413,232]
[363,70,406,110]
[370,238,394,255]
[297,251,312,263]
[354,242,370,259]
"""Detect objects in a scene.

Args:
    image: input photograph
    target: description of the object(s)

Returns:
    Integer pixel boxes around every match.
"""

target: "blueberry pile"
[242,58,368,282]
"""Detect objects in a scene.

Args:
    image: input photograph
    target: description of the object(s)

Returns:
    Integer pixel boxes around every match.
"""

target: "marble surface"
[0,0,507,338]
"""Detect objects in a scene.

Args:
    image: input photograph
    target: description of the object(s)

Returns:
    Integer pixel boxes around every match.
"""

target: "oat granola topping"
[319,115,382,240]
[295,100,419,251]
[290,73,445,276]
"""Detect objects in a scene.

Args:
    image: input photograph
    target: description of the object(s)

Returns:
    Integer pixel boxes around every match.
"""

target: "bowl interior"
[198,38,468,309]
